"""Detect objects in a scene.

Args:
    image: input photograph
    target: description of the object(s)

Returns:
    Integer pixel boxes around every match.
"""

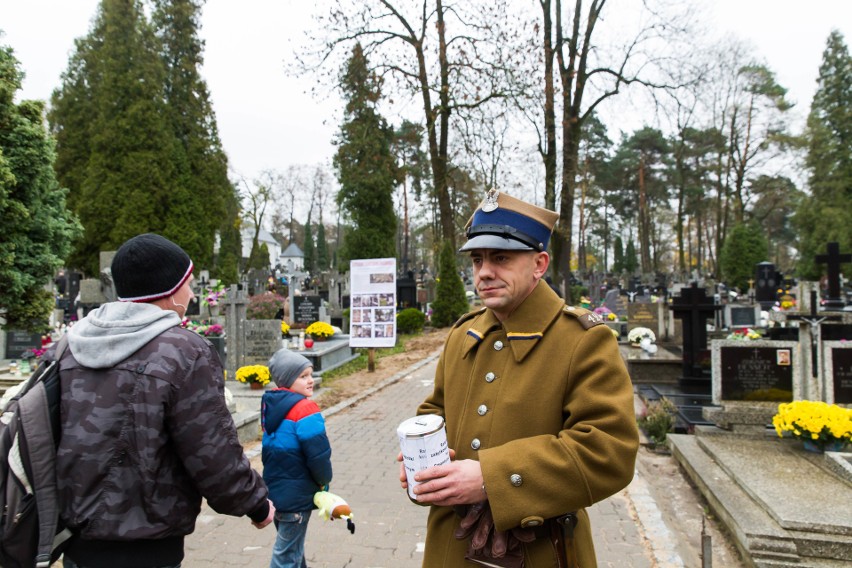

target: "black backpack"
[0,337,74,568]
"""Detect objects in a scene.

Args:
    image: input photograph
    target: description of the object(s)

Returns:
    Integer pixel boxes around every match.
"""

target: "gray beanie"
[268,349,312,388]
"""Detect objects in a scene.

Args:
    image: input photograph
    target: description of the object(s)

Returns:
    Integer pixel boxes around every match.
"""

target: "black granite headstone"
[754,262,778,310]
[729,306,757,328]
[720,346,793,402]
[670,283,722,382]
[293,296,321,324]
[831,348,852,404]
[5,330,42,359]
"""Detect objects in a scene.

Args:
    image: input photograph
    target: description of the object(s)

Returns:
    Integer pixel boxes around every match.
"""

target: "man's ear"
[532,252,550,279]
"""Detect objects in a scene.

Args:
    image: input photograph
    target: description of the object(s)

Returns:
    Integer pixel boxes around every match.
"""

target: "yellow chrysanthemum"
[235,365,271,385]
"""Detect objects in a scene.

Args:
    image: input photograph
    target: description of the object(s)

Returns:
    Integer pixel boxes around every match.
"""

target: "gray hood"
[67,302,181,368]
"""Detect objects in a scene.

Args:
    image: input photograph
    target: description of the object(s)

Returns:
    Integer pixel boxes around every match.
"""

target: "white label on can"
[397,416,450,500]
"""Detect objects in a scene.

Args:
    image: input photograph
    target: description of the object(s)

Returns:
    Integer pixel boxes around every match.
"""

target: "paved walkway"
[184,351,680,568]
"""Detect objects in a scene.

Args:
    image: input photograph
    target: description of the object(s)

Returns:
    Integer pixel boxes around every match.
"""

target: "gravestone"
[627,303,664,339]
[4,330,42,359]
[707,339,801,433]
[243,320,281,367]
[815,242,851,310]
[397,271,417,309]
[718,344,795,402]
[754,261,779,310]
[671,283,722,384]
[223,285,249,382]
[823,341,852,405]
[725,304,760,329]
[293,296,321,326]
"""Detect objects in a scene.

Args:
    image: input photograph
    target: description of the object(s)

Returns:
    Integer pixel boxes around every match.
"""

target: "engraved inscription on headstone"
[243,320,281,366]
[727,305,758,329]
[720,346,793,402]
[293,296,321,324]
[5,330,42,359]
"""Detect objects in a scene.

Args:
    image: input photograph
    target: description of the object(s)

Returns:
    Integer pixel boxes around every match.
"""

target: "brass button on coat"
[485,372,496,383]
[493,340,504,351]
[510,473,523,486]
[471,438,481,450]
[477,404,488,416]
[521,516,544,528]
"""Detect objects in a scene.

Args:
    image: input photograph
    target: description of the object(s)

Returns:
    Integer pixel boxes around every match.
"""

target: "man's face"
[470,249,548,321]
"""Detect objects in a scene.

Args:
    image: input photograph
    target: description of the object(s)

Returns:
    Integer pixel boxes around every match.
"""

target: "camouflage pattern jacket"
[54,302,268,541]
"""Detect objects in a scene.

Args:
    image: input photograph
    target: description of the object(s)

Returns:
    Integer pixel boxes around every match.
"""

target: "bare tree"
[298,0,519,248]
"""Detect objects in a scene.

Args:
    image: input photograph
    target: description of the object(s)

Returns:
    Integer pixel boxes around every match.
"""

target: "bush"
[719,222,769,292]
[397,308,426,334]
[638,397,677,445]
[247,293,286,320]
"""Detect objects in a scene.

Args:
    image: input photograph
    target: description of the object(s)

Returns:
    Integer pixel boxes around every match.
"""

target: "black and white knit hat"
[111,233,194,302]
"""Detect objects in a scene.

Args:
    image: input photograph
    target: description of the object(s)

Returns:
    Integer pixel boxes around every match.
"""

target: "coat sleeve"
[480,324,639,531]
[166,340,269,517]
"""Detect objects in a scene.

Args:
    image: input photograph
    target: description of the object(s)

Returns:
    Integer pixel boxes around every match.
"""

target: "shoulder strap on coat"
[561,305,606,330]
[452,307,487,329]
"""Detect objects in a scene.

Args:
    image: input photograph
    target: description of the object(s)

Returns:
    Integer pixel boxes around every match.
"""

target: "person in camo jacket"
[53,233,275,568]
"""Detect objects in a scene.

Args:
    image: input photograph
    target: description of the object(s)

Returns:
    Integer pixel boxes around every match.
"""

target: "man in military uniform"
[402,191,639,567]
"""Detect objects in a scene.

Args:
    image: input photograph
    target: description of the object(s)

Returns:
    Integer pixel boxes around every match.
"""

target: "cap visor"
[458,234,535,252]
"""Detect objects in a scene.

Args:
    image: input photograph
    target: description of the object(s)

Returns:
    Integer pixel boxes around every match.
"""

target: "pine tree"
[719,222,769,292]
[151,0,236,270]
[333,44,397,264]
[316,222,330,271]
[612,236,624,274]
[50,0,179,275]
[0,44,81,329]
[795,31,852,279]
[303,214,315,274]
[430,240,470,328]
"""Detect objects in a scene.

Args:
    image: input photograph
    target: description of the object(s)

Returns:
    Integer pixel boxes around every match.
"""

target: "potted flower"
[772,400,852,452]
[202,284,226,316]
[627,327,656,348]
[306,321,334,341]
[235,364,271,390]
[281,320,291,338]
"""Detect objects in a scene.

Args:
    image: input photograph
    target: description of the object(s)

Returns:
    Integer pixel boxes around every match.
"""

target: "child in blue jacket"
[262,349,332,568]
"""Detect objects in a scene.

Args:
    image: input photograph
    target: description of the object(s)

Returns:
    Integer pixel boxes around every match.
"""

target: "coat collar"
[462,281,564,362]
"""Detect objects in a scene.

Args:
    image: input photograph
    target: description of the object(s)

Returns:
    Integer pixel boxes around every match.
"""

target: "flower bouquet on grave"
[306,321,334,341]
[772,400,852,452]
[235,365,271,389]
[627,327,656,347]
[726,328,762,341]
[281,320,291,338]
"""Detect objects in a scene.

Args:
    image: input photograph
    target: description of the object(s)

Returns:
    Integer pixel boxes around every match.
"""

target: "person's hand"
[399,448,457,492]
[252,499,275,529]
[411,456,483,506]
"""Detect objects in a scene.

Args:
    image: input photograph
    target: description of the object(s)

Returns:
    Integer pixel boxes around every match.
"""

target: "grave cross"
[786,289,842,378]
[671,282,723,380]
[815,242,851,310]
[223,284,249,381]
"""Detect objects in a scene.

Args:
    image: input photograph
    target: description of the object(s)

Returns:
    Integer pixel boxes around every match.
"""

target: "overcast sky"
[2,0,850,186]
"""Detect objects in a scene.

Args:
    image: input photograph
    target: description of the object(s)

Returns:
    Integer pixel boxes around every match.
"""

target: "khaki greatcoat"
[417,281,639,567]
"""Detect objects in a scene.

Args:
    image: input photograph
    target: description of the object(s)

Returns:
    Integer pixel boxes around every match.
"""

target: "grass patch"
[320,333,416,383]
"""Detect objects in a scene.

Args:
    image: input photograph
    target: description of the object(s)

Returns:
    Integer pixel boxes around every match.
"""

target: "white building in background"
[278,243,305,272]
[240,226,282,267]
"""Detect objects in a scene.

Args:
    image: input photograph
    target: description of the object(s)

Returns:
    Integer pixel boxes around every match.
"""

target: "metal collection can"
[397,415,450,501]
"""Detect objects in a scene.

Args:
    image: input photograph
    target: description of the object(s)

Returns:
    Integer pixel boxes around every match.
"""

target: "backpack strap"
[17,335,69,568]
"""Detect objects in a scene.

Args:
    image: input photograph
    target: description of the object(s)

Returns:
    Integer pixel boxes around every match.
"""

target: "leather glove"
[453,501,488,540]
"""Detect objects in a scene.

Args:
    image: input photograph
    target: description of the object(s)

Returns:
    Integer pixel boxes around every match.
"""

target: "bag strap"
[17,335,68,567]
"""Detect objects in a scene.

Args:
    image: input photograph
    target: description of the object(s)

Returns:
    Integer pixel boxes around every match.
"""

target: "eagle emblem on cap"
[481,189,500,212]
